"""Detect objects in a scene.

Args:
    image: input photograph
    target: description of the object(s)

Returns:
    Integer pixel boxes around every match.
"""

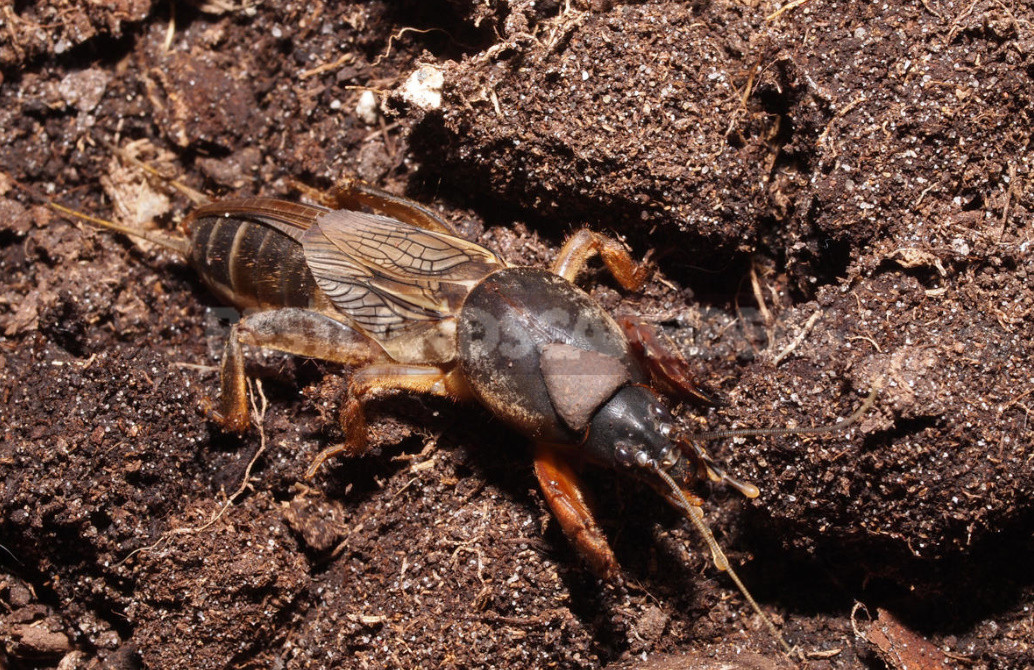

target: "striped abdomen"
[186,214,322,312]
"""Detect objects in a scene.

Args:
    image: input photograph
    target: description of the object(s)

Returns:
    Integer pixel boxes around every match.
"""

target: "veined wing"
[302,209,506,338]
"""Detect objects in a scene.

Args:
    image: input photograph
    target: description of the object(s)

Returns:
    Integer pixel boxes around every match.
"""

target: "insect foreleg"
[617,315,719,406]
[533,442,619,580]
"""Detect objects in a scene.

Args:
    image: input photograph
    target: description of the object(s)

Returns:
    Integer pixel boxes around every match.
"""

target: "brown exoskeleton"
[50,178,876,655]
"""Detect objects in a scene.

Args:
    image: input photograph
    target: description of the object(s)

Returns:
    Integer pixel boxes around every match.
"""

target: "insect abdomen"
[188,215,320,311]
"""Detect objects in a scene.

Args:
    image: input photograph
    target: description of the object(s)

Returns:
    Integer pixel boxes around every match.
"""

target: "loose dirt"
[1,1,1032,668]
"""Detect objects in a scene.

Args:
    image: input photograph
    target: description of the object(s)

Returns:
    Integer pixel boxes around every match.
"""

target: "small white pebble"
[401,65,444,111]
[355,90,378,124]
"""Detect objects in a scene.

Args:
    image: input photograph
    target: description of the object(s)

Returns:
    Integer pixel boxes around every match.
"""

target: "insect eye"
[615,442,634,468]
[635,450,651,468]
[658,445,677,468]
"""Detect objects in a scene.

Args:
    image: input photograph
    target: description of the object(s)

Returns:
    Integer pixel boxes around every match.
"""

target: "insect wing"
[301,209,504,337]
[187,197,328,241]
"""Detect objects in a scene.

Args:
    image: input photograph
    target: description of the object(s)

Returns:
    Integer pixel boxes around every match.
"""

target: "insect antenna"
[690,383,880,443]
[655,384,881,656]
[672,383,879,497]
[653,466,794,656]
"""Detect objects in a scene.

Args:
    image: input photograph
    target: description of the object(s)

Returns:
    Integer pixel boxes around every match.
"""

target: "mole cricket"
[46,175,876,655]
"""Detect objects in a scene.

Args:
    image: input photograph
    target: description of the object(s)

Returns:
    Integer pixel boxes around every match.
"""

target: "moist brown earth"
[1,1,1032,668]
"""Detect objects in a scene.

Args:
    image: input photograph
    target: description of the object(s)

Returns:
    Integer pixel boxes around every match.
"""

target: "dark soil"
[2,1,1033,668]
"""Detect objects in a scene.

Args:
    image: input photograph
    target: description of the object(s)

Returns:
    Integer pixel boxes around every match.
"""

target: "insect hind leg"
[206,322,251,433]
[290,176,459,235]
[551,229,654,290]
[206,308,385,433]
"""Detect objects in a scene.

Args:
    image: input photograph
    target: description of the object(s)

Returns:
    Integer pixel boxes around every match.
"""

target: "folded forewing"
[302,209,505,337]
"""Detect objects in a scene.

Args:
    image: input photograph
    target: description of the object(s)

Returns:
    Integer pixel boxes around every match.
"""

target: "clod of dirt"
[55,68,112,114]
[0,198,37,235]
[127,496,307,668]
[862,608,953,670]
[399,64,445,111]
[410,2,774,254]
[607,650,790,670]
[281,491,350,554]
[4,622,72,661]
[0,1,153,69]
[148,51,259,149]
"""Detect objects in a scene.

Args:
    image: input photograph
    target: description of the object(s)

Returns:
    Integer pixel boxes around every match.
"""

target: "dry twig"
[766,0,817,22]
[772,310,823,366]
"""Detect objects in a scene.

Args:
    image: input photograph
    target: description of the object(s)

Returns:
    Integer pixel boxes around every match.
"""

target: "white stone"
[400,65,444,111]
[356,90,379,125]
